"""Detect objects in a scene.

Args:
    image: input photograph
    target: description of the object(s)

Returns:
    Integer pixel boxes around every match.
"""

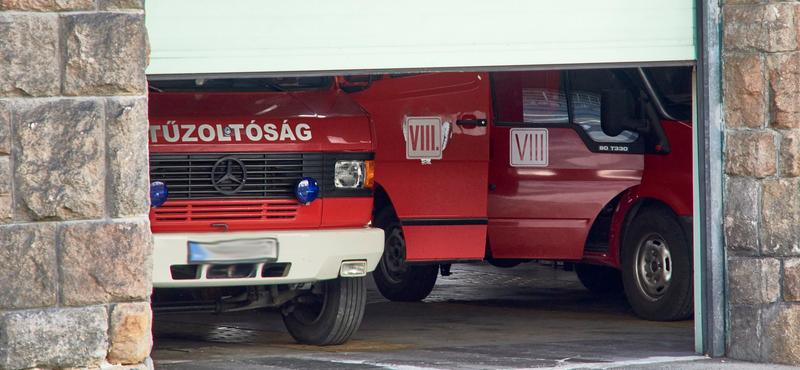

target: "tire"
[621,206,693,321]
[575,263,624,296]
[282,277,366,345]
[373,219,438,302]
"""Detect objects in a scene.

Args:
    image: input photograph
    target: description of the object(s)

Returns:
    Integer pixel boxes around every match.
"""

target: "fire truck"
[146,77,384,345]
[346,67,693,321]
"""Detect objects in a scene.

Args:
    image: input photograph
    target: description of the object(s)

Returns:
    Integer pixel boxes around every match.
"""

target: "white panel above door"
[146,0,696,76]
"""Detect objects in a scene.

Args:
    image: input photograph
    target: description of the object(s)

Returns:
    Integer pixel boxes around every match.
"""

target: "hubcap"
[380,228,408,284]
[634,234,672,300]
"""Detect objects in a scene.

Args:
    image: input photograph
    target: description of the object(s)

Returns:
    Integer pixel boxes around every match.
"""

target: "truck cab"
[350,67,694,321]
[147,77,384,345]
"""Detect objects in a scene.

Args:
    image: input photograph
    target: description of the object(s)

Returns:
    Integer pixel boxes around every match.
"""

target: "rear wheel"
[281,277,366,345]
[373,220,438,302]
[621,206,693,321]
[575,263,623,296]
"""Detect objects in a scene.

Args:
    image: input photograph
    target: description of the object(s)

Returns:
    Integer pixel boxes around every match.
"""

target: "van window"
[567,69,639,144]
[493,71,567,124]
[643,66,693,121]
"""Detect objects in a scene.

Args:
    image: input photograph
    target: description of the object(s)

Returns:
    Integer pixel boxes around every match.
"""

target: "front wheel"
[621,207,693,321]
[281,277,366,345]
[373,223,438,302]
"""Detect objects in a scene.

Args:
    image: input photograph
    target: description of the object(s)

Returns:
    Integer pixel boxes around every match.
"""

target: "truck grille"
[151,199,299,222]
[149,152,323,199]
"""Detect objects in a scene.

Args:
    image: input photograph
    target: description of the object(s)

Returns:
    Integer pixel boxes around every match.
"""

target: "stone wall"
[722,0,800,365]
[0,1,152,369]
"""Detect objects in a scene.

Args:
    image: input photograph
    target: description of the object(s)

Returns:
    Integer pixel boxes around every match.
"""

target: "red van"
[347,68,693,321]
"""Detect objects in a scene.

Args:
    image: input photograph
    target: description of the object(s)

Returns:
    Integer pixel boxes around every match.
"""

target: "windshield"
[643,67,693,121]
[148,76,334,92]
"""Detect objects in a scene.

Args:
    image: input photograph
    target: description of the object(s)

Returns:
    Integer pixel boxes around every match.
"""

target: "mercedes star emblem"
[211,156,247,195]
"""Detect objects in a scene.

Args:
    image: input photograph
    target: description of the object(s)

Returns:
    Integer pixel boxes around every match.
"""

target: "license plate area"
[187,238,278,264]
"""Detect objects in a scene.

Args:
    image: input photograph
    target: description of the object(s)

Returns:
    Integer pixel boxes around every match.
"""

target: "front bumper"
[152,227,384,288]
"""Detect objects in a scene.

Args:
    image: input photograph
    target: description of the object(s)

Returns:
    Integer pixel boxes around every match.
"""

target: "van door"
[487,69,644,261]
[351,73,491,261]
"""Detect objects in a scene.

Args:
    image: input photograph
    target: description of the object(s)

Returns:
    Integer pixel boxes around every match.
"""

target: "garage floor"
[151,263,779,369]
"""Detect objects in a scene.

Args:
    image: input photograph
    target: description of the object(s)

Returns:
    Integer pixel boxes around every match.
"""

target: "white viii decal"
[404,117,444,160]
[510,128,548,167]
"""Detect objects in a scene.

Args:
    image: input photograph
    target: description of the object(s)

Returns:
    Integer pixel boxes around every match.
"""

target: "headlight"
[334,160,367,188]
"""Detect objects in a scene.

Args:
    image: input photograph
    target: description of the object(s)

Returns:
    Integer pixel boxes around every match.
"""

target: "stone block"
[723,4,797,53]
[723,53,766,128]
[762,304,800,365]
[784,259,800,301]
[0,14,59,97]
[723,0,765,4]
[729,305,762,362]
[0,155,9,194]
[12,98,105,221]
[781,131,800,177]
[0,0,94,11]
[761,178,800,255]
[764,3,798,53]
[0,195,10,223]
[0,223,57,309]
[108,302,152,365]
[98,0,143,9]
[0,306,107,370]
[728,257,781,304]
[63,13,148,96]
[59,219,152,306]
[724,176,760,255]
[724,6,767,52]
[725,130,776,178]
[106,97,150,217]
[0,100,9,154]
[768,52,800,129]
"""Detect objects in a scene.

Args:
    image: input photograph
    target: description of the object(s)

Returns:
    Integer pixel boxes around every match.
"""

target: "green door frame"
[694,0,726,357]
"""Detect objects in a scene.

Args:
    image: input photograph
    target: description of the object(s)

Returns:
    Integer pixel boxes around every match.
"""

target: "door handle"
[456,118,487,127]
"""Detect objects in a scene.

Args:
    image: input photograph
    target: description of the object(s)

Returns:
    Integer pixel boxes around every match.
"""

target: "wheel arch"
[613,192,686,267]
[372,182,399,227]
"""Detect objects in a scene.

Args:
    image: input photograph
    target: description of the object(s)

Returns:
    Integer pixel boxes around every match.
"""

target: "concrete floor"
[151,263,785,369]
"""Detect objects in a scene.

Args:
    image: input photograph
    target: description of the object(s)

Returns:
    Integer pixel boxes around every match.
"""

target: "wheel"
[373,220,438,302]
[281,277,366,345]
[621,206,693,321]
[575,263,624,296]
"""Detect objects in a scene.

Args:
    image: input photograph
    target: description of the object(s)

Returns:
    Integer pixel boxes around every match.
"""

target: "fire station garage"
[0,0,798,369]
[141,1,724,368]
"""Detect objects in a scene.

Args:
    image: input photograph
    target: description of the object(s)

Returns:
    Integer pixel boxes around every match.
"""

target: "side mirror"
[600,89,646,137]
[336,75,374,93]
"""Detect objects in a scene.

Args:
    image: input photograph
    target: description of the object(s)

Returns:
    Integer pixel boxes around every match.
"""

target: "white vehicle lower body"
[150,227,384,346]
[152,227,384,288]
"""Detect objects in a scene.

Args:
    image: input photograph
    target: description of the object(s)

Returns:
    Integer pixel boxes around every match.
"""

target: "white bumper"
[152,227,384,288]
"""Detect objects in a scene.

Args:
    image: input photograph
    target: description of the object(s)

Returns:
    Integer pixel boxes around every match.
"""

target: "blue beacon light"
[295,177,319,204]
[150,181,168,208]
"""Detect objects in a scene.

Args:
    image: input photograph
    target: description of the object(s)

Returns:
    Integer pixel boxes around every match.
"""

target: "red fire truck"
[146,77,384,345]
[346,67,693,321]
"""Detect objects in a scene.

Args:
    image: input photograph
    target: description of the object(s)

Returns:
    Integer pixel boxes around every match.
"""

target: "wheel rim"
[289,283,328,325]
[380,228,408,284]
[634,233,672,300]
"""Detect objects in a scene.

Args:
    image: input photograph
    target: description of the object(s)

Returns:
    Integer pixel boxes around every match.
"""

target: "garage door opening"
[147,66,700,368]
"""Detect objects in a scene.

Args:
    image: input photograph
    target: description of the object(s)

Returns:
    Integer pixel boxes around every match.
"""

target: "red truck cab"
[347,67,694,321]
[147,77,384,345]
